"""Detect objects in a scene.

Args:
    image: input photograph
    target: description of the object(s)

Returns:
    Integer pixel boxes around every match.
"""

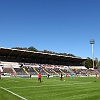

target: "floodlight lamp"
[90,39,95,44]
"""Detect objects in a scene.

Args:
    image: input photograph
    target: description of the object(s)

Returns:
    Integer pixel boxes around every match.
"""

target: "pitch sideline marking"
[0,86,27,100]
[0,79,19,83]
[6,81,92,89]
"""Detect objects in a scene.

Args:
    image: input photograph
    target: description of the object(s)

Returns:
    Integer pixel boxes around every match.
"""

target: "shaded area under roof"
[0,47,86,63]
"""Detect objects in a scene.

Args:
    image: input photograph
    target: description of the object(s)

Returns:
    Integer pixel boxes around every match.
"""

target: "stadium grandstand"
[0,47,97,78]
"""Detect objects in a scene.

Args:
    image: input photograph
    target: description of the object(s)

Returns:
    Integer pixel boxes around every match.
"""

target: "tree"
[83,57,92,69]
[12,47,28,50]
[94,57,100,69]
[98,61,100,68]
[28,46,38,52]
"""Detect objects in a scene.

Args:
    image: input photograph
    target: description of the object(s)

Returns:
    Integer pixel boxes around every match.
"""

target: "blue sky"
[0,0,100,60]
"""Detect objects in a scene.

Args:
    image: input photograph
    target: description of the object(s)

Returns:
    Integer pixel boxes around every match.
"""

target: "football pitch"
[0,76,100,100]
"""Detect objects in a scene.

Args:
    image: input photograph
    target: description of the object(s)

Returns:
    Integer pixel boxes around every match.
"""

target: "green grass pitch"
[0,76,100,100]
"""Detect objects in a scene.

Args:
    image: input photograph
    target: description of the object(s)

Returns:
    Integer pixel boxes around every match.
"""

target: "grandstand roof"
[0,47,86,62]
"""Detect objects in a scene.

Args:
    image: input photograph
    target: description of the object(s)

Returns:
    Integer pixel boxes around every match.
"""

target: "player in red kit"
[66,74,68,79]
[38,73,42,82]
[96,74,98,79]
[0,70,1,79]
[60,73,63,81]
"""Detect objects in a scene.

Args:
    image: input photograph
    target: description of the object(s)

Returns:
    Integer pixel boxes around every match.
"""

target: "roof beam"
[7,50,13,57]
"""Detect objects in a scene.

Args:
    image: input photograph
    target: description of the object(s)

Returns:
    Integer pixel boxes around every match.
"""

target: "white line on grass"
[6,82,92,89]
[6,84,68,89]
[0,86,27,100]
[73,82,92,84]
[0,79,18,83]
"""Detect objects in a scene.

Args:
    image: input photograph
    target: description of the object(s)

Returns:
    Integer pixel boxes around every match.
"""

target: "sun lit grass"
[0,76,100,100]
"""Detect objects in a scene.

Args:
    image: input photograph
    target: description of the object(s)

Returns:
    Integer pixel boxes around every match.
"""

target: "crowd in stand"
[0,61,100,77]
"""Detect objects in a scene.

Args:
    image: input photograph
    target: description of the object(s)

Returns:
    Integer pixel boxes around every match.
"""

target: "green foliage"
[94,58,100,69]
[84,57,92,69]
[12,47,28,50]
[28,46,38,52]
[98,61,100,67]
[12,46,38,52]
[82,57,100,69]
